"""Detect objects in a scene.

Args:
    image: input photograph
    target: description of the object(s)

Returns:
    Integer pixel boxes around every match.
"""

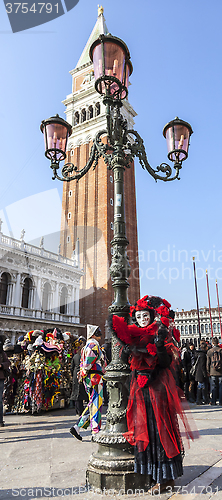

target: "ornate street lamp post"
[41,32,193,492]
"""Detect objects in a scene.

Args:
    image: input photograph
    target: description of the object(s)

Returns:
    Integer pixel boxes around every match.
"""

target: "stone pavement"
[1,405,222,500]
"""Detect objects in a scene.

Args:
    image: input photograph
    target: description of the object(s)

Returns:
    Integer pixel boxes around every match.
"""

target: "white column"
[75,287,79,318]
[35,278,42,310]
[13,273,21,307]
[54,283,60,313]
[67,287,74,316]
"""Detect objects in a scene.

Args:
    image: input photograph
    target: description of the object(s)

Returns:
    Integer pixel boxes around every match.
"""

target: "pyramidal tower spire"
[75,6,108,70]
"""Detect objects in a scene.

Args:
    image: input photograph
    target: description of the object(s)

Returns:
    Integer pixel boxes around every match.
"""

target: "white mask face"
[135,310,151,328]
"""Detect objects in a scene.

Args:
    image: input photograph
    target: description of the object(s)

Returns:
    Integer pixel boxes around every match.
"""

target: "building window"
[69,190,72,197]
[42,282,51,312]
[95,102,100,116]
[110,198,113,206]
[71,150,74,156]
[81,109,86,123]
[0,272,9,305]
[201,324,204,334]
[21,277,32,309]
[67,236,70,243]
[218,323,221,333]
[111,247,114,255]
[110,222,113,230]
[193,325,196,334]
[213,323,217,333]
[74,112,79,126]
[110,175,113,183]
[185,325,188,335]
[181,326,184,335]
[205,324,208,334]
[189,325,192,335]
[68,212,71,219]
[60,286,68,315]
[88,105,93,119]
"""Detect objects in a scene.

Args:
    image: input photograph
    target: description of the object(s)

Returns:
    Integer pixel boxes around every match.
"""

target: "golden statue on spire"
[98,5,104,16]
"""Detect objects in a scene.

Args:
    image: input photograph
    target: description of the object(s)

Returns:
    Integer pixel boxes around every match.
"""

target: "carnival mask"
[135,310,151,328]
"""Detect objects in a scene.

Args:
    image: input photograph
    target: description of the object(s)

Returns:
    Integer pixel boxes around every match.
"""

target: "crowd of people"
[0,328,100,426]
[181,337,222,405]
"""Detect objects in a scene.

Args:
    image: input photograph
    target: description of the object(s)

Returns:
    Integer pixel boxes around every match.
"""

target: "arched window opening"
[185,325,188,335]
[21,277,32,309]
[60,286,68,315]
[218,323,221,333]
[213,323,217,333]
[95,102,100,116]
[74,112,79,126]
[42,282,51,312]
[88,105,93,119]
[181,326,184,335]
[193,325,196,334]
[201,324,204,334]
[189,325,192,334]
[81,109,86,123]
[205,324,208,334]
[0,273,9,305]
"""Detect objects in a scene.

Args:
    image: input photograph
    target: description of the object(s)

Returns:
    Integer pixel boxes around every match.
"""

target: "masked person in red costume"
[111,295,196,493]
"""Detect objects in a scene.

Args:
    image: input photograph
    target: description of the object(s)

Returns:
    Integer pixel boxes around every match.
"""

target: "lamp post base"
[86,433,149,493]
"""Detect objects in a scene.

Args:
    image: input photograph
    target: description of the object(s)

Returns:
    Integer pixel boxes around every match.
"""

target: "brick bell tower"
[61,7,140,335]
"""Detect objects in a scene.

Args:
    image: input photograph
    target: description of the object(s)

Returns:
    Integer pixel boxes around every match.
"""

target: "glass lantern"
[163,117,193,163]
[90,34,133,100]
[40,114,72,163]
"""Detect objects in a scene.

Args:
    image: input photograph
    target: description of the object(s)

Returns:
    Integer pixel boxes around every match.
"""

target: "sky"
[0,0,222,311]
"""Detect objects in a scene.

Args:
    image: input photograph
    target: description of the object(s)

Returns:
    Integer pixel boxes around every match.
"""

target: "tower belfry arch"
[61,7,140,333]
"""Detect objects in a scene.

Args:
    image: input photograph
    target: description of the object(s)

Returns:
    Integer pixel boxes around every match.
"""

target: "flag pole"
[216,280,222,340]
[206,269,213,338]
[193,257,201,343]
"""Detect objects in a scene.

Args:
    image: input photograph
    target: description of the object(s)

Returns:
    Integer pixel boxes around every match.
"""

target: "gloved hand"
[121,344,131,364]
[154,326,168,348]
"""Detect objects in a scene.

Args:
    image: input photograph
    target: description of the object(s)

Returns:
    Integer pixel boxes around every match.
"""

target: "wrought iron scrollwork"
[50,101,182,182]
[125,129,181,182]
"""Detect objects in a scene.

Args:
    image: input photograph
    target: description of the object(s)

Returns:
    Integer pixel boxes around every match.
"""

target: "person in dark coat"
[207,337,222,405]
[0,336,11,426]
[182,342,198,402]
[195,341,209,405]
[70,336,88,415]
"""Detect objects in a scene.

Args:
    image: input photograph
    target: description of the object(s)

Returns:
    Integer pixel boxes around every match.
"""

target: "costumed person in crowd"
[3,338,22,413]
[110,295,196,493]
[70,336,88,415]
[207,337,222,406]
[0,336,11,427]
[195,341,209,405]
[70,325,106,441]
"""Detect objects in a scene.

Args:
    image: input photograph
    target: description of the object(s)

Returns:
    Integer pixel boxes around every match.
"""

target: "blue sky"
[0,0,222,311]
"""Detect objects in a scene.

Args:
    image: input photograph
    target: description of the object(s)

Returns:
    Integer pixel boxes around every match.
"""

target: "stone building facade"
[0,229,84,343]
[174,307,222,346]
[60,8,140,333]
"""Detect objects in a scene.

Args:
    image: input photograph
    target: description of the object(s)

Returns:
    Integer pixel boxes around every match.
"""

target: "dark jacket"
[195,349,207,383]
[70,352,88,401]
[183,347,198,380]
[207,346,222,376]
[0,351,11,380]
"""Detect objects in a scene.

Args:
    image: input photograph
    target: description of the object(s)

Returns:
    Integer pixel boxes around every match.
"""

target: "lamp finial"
[98,5,104,16]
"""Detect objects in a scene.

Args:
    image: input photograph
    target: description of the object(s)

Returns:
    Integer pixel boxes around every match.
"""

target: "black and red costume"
[111,295,195,485]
